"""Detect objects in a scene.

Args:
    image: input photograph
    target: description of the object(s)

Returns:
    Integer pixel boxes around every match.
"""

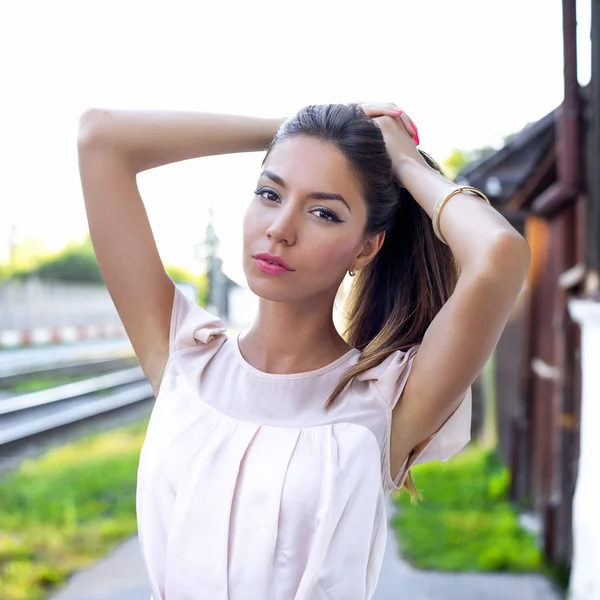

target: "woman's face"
[243,135,378,304]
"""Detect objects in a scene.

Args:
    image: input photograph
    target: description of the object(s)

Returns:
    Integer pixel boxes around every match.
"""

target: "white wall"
[568,299,600,600]
[0,278,118,329]
[228,286,259,330]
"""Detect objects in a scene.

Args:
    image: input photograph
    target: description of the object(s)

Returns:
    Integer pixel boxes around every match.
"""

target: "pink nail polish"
[411,122,419,135]
[414,133,420,145]
[394,109,403,115]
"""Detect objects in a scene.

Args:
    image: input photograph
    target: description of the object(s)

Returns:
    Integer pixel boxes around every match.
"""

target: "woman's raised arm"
[366,107,530,479]
[77,110,283,394]
[78,109,284,173]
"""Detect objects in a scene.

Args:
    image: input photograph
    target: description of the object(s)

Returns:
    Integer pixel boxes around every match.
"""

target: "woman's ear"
[355,231,386,270]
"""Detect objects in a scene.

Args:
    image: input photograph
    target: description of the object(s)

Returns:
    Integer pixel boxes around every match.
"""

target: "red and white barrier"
[0,322,127,349]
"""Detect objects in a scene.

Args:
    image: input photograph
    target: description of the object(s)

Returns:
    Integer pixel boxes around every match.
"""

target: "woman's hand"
[359,102,428,180]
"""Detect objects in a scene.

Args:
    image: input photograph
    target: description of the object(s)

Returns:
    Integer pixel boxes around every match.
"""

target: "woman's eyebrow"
[261,170,286,188]
[260,170,352,213]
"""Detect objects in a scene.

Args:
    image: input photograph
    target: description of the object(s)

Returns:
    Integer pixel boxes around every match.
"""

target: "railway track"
[0,353,154,475]
[0,367,154,447]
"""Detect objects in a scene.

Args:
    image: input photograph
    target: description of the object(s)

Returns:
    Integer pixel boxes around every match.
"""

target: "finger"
[382,102,403,116]
[361,103,420,143]
[398,112,420,145]
[361,103,404,119]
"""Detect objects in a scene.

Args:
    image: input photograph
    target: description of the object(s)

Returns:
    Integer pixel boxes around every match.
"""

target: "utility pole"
[586,0,600,286]
[204,210,228,319]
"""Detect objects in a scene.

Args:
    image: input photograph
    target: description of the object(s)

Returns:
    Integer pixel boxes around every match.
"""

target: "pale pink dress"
[136,285,472,600]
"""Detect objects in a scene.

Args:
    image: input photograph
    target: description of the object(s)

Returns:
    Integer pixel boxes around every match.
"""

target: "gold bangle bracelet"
[432,185,491,245]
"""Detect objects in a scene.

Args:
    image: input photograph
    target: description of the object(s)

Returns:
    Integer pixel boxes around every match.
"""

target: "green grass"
[392,445,545,573]
[0,419,148,600]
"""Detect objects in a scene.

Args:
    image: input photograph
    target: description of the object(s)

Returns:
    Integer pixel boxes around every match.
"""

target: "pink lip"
[253,253,294,275]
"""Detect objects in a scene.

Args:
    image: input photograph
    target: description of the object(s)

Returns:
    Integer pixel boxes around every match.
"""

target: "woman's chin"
[246,276,301,303]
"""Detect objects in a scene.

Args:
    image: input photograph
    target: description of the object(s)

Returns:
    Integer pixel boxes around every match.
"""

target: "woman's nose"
[265,208,297,246]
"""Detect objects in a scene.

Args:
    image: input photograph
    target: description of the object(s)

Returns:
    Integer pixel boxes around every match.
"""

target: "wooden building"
[455,4,599,591]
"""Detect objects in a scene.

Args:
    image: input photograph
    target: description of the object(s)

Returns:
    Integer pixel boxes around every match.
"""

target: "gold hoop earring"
[349,267,357,277]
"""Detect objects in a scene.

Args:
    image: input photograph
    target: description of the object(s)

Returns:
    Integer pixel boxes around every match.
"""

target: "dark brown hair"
[264,104,459,495]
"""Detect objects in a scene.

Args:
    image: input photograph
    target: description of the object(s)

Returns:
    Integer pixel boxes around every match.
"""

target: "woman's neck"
[239,294,352,375]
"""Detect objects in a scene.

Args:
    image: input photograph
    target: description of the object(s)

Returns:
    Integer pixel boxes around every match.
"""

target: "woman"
[77,102,530,599]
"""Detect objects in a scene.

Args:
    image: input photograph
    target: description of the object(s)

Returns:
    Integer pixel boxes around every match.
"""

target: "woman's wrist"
[392,154,457,218]
[393,154,433,190]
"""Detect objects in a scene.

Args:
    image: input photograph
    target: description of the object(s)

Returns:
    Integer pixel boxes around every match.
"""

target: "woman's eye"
[312,208,341,223]
[254,187,280,202]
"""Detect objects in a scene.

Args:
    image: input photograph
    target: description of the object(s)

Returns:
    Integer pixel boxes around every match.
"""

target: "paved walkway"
[48,536,150,600]
[49,499,563,600]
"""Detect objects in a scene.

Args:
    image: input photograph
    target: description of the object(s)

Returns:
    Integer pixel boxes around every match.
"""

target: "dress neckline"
[231,333,360,381]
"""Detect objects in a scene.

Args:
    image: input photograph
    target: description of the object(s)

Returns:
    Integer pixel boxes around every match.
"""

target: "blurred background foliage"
[391,446,563,582]
[0,235,209,306]
[0,420,147,600]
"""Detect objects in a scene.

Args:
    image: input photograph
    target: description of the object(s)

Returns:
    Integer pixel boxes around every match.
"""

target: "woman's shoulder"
[353,344,472,489]
[354,345,420,408]
[169,284,228,355]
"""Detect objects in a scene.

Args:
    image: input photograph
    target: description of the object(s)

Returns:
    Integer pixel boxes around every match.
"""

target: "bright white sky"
[0,0,591,285]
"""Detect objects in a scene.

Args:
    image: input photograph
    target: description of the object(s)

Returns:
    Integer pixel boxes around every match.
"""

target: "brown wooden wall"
[494,206,581,568]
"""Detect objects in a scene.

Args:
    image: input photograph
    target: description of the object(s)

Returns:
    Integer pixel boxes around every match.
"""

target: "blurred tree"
[0,263,10,282]
[10,237,102,282]
[443,145,497,180]
[443,149,469,180]
[165,265,209,307]
[2,235,209,306]
[4,237,50,276]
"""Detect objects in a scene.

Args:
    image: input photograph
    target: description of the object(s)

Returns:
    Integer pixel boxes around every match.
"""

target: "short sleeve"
[389,387,472,490]
[357,345,472,492]
[169,284,227,355]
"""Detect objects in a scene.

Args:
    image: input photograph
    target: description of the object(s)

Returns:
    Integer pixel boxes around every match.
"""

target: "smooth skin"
[77,103,530,483]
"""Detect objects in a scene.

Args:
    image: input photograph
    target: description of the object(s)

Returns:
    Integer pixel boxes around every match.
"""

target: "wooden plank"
[586,0,600,272]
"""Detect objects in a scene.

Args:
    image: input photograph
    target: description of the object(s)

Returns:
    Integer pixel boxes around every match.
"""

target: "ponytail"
[325,151,459,496]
